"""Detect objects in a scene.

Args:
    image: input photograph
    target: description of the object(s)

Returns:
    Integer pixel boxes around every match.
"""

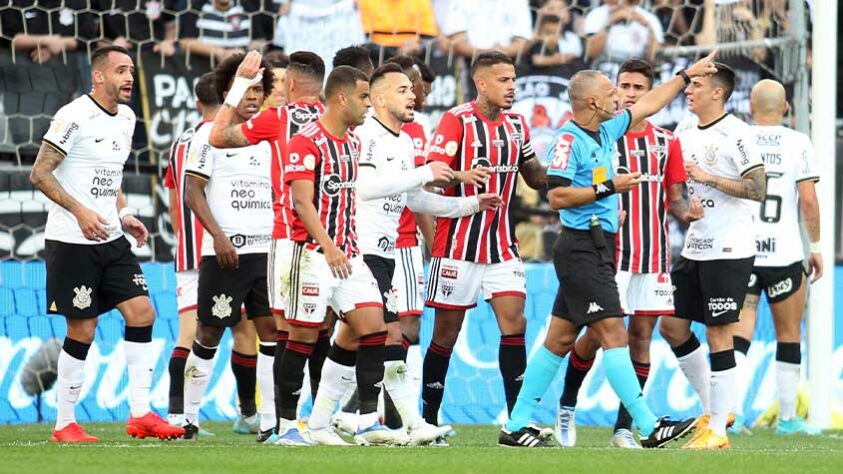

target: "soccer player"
[164,72,264,436]
[420,51,547,436]
[305,64,501,446]
[499,52,720,448]
[332,45,375,77]
[659,63,767,450]
[553,59,704,448]
[208,51,328,439]
[730,79,822,436]
[181,53,278,441]
[31,45,184,442]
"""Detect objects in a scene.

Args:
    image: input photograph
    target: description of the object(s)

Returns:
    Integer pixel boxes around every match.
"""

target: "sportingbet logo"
[707,297,737,317]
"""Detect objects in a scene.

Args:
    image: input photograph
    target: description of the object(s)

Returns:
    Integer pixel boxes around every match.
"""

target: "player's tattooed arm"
[667,182,704,223]
[208,107,252,148]
[30,142,83,214]
[520,156,547,189]
[685,162,766,202]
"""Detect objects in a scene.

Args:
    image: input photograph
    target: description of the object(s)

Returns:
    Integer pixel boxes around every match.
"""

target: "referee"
[499,51,719,448]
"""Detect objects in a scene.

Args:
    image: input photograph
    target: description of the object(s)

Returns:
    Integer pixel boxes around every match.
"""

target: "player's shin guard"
[422,342,452,425]
[505,346,563,432]
[273,330,288,432]
[614,360,650,432]
[357,332,387,429]
[56,338,90,430]
[184,341,218,426]
[257,342,276,432]
[308,345,356,430]
[732,336,751,418]
[125,325,154,418]
[278,340,314,423]
[167,346,190,416]
[709,350,736,436]
[560,348,595,408]
[499,334,526,414]
[672,334,711,413]
[231,350,258,418]
[308,329,331,399]
[603,347,657,436]
[776,342,800,421]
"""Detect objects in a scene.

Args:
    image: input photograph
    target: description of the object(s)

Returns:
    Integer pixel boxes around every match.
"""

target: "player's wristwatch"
[676,69,691,85]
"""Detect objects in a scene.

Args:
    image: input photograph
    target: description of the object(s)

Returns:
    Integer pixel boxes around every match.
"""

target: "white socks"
[125,340,153,418]
[257,344,276,432]
[732,349,748,417]
[183,342,217,426]
[777,361,800,421]
[677,346,711,413]
[55,350,86,431]
[308,358,355,430]
[709,367,735,436]
[383,360,422,428]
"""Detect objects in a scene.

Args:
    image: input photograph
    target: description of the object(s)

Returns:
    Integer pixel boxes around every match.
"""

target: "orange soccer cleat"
[127,412,186,440]
[682,428,731,450]
[51,423,99,443]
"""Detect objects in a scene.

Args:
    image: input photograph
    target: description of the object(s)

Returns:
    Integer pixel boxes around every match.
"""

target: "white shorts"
[425,257,526,310]
[283,244,383,327]
[268,239,292,316]
[393,246,425,317]
[176,269,199,314]
[615,271,675,316]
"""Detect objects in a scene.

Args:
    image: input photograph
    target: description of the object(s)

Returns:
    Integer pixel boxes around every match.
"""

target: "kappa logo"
[212,294,233,319]
[586,302,603,314]
[594,183,611,194]
[132,273,148,291]
[72,285,93,310]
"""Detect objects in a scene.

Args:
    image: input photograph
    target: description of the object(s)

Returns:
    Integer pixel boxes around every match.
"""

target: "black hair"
[617,58,655,88]
[369,63,406,87]
[332,45,373,72]
[213,53,275,103]
[385,55,416,76]
[325,65,369,99]
[413,57,435,83]
[288,51,325,82]
[264,50,290,69]
[194,72,220,107]
[91,45,131,69]
[537,13,562,29]
[471,50,514,76]
[710,62,736,102]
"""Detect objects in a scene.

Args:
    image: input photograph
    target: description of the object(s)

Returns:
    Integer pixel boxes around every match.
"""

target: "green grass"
[1,423,841,474]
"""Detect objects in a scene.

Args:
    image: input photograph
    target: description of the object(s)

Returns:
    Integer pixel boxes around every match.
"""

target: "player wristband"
[223,73,263,108]
[118,207,137,222]
[592,180,616,200]
[676,69,691,85]
[810,241,821,253]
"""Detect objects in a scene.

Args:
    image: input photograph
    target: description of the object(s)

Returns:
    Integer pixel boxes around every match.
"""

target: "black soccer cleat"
[256,428,275,443]
[180,422,199,442]
[499,427,550,448]
[640,416,696,448]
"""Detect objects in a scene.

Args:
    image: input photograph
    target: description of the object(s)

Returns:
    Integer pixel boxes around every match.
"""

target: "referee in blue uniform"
[498,51,720,448]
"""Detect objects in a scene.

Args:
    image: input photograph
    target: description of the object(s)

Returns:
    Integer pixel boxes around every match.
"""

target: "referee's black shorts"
[551,228,622,327]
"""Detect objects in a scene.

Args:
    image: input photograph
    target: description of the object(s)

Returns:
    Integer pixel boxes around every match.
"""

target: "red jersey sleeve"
[426,112,463,167]
[284,135,321,183]
[664,135,687,188]
[163,164,175,188]
[241,107,285,145]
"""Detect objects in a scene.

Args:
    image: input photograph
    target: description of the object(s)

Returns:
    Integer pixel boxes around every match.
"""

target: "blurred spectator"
[696,0,766,62]
[439,0,532,60]
[263,50,289,108]
[179,0,264,62]
[651,0,694,45]
[95,0,182,56]
[582,0,664,62]
[357,0,438,58]
[528,10,583,68]
[1,0,98,64]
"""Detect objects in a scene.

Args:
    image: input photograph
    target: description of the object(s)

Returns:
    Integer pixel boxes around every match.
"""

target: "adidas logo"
[425,382,445,390]
[292,389,302,396]
[586,302,604,314]
[515,373,525,382]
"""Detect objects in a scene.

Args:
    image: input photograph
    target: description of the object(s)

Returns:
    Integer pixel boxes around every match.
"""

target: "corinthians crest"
[703,145,718,165]
[212,294,233,319]
[72,286,92,310]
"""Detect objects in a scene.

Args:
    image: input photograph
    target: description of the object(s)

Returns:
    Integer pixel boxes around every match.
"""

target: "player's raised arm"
[208,50,269,148]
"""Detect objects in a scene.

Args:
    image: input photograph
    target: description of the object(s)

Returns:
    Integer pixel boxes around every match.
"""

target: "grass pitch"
[1,422,841,474]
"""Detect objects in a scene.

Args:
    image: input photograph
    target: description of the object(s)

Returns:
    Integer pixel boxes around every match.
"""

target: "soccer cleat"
[127,412,186,440]
[554,405,576,447]
[527,424,554,441]
[332,411,358,437]
[50,423,99,443]
[256,428,275,443]
[776,417,822,436]
[305,427,352,446]
[233,414,260,435]
[273,425,313,446]
[610,429,642,449]
[354,421,409,446]
[640,416,696,448]
[181,422,199,441]
[261,432,281,444]
[406,421,454,446]
[498,427,550,448]
[681,427,730,449]
[727,414,752,435]
[430,436,450,447]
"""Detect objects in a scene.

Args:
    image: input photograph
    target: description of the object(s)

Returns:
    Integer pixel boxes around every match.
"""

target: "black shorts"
[198,253,271,327]
[364,254,398,323]
[46,238,149,319]
[551,228,622,328]
[746,261,805,304]
[672,256,755,325]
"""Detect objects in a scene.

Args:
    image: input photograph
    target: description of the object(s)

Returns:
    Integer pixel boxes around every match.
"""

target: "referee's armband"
[547,175,572,190]
[592,180,616,200]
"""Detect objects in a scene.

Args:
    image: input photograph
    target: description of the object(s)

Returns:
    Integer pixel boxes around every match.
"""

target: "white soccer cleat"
[610,429,642,449]
[406,421,454,446]
[554,405,576,447]
[331,411,358,437]
[354,421,409,446]
[305,426,352,446]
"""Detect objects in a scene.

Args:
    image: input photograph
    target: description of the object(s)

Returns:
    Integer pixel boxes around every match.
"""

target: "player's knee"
[66,318,97,344]
[196,324,224,347]
[705,324,733,351]
[600,329,628,350]
[628,321,654,347]
[545,333,575,357]
[658,318,688,346]
[125,300,156,327]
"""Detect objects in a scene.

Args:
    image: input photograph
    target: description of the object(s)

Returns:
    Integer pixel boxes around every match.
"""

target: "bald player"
[729,80,822,436]
[499,51,719,448]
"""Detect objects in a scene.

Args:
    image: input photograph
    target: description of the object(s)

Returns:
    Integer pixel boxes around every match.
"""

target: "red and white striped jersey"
[241,101,325,239]
[428,101,535,264]
[285,121,361,258]
[614,121,686,274]
[164,121,206,272]
[396,120,428,249]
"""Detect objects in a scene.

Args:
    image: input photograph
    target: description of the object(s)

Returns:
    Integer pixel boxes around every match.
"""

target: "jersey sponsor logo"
[551,133,574,171]
[302,284,320,297]
[132,274,148,291]
[212,294,233,319]
[686,233,714,251]
[756,133,780,147]
[321,174,355,196]
[90,168,122,199]
[736,139,749,166]
[229,234,270,248]
[703,145,718,165]
[441,266,458,279]
[756,237,776,254]
[72,285,93,310]
[707,297,738,317]
[58,122,79,145]
[230,181,272,211]
[291,108,319,126]
[377,236,395,253]
[586,302,604,314]
[767,277,793,298]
